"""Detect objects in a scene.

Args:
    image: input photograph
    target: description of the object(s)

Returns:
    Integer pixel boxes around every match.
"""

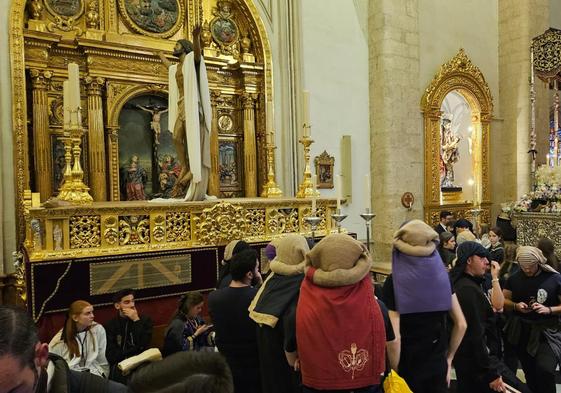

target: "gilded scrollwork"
[515,213,561,259]
[166,212,191,242]
[199,202,246,244]
[532,28,561,80]
[70,215,101,248]
[119,215,150,246]
[245,208,265,237]
[152,214,166,242]
[103,216,119,245]
[267,208,299,235]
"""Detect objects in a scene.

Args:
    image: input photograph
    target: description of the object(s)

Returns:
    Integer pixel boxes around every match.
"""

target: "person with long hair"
[49,300,110,378]
[163,292,215,357]
[488,227,505,264]
[438,231,456,269]
[537,238,560,271]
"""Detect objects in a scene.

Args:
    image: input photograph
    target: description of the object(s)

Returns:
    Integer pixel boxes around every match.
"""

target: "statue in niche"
[440,113,461,188]
[53,224,63,251]
[121,154,148,200]
[136,104,168,145]
[155,25,213,200]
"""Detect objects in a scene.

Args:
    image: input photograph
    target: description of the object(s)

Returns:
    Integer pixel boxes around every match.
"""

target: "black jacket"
[454,273,499,385]
[104,315,153,382]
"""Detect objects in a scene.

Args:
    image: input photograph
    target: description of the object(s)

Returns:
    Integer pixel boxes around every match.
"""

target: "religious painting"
[219,140,242,190]
[118,0,183,38]
[44,0,84,18]
[119,95,163,200]
[211,18,239,46]
[314,150,335,189]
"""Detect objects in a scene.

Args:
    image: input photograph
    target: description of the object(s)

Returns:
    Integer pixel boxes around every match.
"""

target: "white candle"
[311,174,317,214]
[68,63,80,126]
[303,90,310,135]
[336,174,342,210]
[267,101,274,131]
[63,81,70,128]
[364,174,371,212]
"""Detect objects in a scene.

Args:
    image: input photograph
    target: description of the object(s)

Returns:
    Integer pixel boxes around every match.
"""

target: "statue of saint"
[155,25,213,200]
[136,105,168,145]
[121,155,147,200]
[440,114,461,188]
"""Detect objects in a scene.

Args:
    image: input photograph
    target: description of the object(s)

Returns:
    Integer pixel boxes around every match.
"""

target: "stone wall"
[369,0,422,265]
[498,0,549,202]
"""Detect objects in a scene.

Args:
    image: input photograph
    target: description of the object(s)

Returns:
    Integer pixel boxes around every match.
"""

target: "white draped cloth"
[168,53,212,201]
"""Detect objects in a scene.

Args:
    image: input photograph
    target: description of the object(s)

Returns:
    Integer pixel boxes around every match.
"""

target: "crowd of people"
[2,212,561,393]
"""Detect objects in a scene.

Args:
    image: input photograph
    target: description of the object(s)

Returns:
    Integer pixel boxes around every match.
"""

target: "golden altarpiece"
[9,0,338,321]
[422,49,493,227]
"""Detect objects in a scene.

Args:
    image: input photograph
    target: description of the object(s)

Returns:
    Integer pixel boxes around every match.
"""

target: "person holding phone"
[503,246,561,393]
[162,292,215,356]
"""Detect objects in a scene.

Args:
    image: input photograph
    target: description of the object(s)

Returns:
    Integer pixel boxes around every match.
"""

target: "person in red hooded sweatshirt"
[296,233,386,393]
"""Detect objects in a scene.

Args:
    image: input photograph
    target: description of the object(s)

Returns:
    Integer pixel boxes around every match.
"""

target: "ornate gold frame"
[314,150,334,189]
[9,0,275,243]
[421,49,493,225]
[44,0,85,20]
[117,0,184,39]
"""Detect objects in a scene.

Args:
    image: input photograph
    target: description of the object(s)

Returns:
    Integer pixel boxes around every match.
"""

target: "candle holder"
[261,133,283,198]
[469,205,482,233]
[57,110,93,204]
[304,215,322,245]
[360,208,376,253]
[331,209,347,233]
[296,132,320,198]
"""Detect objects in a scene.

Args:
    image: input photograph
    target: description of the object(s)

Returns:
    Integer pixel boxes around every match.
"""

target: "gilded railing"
[24,197,340,261]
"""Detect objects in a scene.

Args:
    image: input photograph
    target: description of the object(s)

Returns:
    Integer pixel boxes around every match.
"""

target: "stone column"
[29,69,53,202]
[208,91,220,197]
[85,76,107,201]
[242,92,258,197]
[499,0,549,201]
[369,0,422,265]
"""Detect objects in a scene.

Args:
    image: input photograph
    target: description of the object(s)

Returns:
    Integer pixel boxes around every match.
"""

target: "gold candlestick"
[57,108,93,204]
[296,129,320,198]
[261,132,283,198]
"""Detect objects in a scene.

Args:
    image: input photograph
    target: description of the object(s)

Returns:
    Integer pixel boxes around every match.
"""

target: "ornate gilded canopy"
[532,28,561,82]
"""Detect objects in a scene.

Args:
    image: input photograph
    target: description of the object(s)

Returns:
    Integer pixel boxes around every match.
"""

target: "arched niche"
[421,49,494,225]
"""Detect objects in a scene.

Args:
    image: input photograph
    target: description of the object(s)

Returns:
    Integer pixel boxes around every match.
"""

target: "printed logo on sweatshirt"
[338,343,369,379]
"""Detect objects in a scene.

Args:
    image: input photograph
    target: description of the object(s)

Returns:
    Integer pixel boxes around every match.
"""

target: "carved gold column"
[30,69,53,202]
[242,93,258,197]
[85,76,107,201]
[107,126,120,201]
[208,91,220,197]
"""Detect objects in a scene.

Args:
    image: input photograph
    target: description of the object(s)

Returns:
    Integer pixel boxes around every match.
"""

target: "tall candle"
[311,174,317,215]
[364,174,371,212]
[336,174,342,210]
[267,101,274,134]
[68,63,80,126]
[63,81,70,128]
[303,90,310,135]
